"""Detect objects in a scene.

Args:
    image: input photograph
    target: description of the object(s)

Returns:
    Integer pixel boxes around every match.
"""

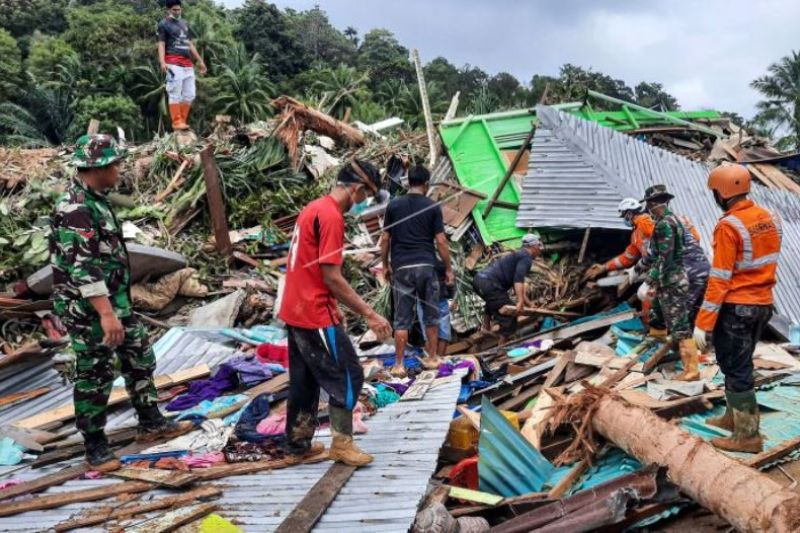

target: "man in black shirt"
[381,166,454,377]
[472,234,542,341]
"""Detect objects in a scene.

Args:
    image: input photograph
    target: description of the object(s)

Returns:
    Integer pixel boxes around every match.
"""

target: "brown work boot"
[84,432,121,472]
[710,390,763,453]
[707,408,734,432]
[648,327,669,340]
[286,441,326,465]
[674,339,700,381]
[329,433,374,467]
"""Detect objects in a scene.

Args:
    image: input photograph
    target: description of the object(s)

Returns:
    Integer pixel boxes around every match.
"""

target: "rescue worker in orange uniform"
[586,198,654,281]
[694,164,782,453]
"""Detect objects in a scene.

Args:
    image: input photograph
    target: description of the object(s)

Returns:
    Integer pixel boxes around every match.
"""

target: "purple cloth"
[166,364,238,411]
[382,381,410,395]
[436,359,475,378]
[225,355,274,387]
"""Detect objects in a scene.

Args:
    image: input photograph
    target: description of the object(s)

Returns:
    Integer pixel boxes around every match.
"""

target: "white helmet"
[617,198,643,217]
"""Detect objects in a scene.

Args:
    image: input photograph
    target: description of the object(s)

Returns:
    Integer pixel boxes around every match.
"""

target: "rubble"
[0,90,800,531]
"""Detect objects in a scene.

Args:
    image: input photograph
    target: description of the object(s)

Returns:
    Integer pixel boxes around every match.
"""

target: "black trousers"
[285,324,364,454]
[713,303,772,393]
[472,274,515,335]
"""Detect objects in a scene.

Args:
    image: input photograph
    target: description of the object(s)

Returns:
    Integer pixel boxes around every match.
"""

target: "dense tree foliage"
[0,0,694,147]
[751,50,800,150]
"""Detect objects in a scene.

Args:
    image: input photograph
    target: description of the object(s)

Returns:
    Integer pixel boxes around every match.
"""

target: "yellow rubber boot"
[675,338,700,381]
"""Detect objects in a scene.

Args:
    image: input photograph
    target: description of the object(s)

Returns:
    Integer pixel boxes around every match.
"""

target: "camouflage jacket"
[647,208,687,289]
[50,179,132,319]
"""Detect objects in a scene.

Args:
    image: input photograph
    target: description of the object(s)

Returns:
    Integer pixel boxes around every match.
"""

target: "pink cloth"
[0,480,20,490]
[353,406,368,435]
[83,471,104,479]
[257,411,287,436]
[256,343,289,368]
[184,451,225,468]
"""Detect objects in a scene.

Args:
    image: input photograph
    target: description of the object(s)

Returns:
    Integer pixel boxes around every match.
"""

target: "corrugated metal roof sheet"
[0,328,236,430]
[518,105,800,327]
[0,371,463,532]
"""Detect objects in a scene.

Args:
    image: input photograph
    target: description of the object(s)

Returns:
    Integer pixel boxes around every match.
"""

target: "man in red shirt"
[157,0,207,131]
[279,160,392,467]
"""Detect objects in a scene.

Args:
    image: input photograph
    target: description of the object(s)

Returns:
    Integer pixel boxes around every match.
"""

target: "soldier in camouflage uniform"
[641,184,699,381]
[50,134,191,471]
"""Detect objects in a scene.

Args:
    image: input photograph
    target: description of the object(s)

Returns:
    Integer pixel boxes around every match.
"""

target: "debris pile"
[1,90,800,531]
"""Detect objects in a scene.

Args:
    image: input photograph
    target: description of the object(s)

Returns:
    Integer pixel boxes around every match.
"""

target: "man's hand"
[100,313,124,347]
[584,263,607,281]
[366,311,392,340]
[445,268,455,286]
[160,62,168,75]
[693,327,708,352]
[515,301,525,316]
[198,62,208,75]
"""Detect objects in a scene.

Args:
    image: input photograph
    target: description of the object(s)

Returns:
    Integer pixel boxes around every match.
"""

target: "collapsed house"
[0,91,799,531]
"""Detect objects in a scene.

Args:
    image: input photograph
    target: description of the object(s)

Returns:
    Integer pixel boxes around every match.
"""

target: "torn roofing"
[518,105,800,329]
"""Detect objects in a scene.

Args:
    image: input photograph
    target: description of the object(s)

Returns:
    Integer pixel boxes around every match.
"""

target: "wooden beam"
[745,436,800,470]
[412,49,438,167]
[483,124,535,219]
[86,119,100,135]
[110,468,198,488]
[13,365,210,430]
[500,305,581,319]
[0,387,50,409]
[155,159,190,204]
[33,428,138,469]
[275,463,357,533]
[577,226,591,264]
[127,502,218,533]
[53,486,222,532]
[547,458,589,498]
[0,481,153,517]
[200,144,232,256]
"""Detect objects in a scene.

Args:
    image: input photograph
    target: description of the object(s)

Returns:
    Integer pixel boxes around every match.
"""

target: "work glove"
[693,326,708,352]
[584,263,606,281]
[637,282,653,302]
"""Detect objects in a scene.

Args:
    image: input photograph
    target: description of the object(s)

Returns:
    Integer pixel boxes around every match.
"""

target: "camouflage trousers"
[650,278,691,341]
[66,314,159,437]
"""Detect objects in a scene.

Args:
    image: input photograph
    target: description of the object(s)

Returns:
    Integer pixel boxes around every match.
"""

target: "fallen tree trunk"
[592,394,800,532]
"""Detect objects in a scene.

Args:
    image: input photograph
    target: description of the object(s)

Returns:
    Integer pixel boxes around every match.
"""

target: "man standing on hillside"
[157,0,207,131]
[280,160,392,467]
[381,165,454,378]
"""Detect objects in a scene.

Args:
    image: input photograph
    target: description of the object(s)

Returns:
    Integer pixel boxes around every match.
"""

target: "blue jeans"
[417,299,451,342]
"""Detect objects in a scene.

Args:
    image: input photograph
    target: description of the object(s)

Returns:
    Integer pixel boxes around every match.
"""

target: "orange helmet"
[708,164,751,199]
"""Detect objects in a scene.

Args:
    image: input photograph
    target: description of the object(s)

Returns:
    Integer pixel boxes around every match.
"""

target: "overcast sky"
[220,0,800,118]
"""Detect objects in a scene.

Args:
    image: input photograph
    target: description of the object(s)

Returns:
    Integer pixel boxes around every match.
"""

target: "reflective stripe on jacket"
[606,214,654,271]
[696,200,781,331]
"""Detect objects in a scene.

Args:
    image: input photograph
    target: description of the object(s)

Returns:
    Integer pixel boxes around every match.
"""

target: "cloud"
[221,0,800,118]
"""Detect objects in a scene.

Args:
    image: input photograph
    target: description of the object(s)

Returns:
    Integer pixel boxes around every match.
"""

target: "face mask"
[347,187,369,216]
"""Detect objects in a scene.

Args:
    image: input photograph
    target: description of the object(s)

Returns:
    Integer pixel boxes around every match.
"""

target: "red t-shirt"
[279,196,344,329]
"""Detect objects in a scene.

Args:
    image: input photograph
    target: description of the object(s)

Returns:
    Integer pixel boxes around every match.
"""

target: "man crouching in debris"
[640,185,699,381]
[279,160,392,467]
[694,164,782,453]
[472,234,542,343]
[50,135,192,471]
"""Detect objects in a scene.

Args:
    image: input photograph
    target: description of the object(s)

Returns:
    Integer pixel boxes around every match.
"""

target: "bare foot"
[389,364,407,378]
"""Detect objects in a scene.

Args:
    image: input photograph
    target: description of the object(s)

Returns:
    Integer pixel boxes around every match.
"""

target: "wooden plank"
[193,450,328,481]
[641,342,673,374]
[577,226,591,264]
[110,468,197,488]
[533,310,637,344]
[33,428,138,469]
[499,305,581,318]
[13,365,210,430]
[547,458,590,498]
[275,463,356,533]
[127,502,218,533]
[0,481,153,516]
[456,406,481,431]
[0,387,50,409]
[745,436,800,470]
[155,159,190,204]
[0,426,56,452]
[752,164,800,194]
[542,352,572,389]
[483,124,535,219]
[53,486,222,532]
[521,389,555,450]
[200,144,232,256]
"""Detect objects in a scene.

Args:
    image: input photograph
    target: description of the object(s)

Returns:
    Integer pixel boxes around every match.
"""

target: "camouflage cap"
[641,184,675,202]
[73,134,127,169]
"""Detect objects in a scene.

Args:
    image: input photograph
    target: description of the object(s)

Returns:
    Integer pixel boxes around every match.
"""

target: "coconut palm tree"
[311,64,369,119]
[210,44,275,124]
[751,50,800,150]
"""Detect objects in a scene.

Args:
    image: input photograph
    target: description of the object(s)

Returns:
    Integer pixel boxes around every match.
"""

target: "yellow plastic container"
[447,410,519,451]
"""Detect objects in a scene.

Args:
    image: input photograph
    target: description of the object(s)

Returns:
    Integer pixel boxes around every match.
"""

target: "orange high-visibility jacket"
[605,214,655,271]
[696,200,782,331]
[678,215,702,243]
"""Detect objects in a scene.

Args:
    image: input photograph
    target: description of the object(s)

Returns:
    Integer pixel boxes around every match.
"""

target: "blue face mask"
[348,187,369,216]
